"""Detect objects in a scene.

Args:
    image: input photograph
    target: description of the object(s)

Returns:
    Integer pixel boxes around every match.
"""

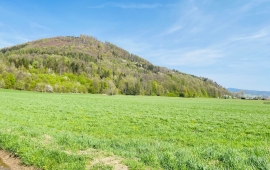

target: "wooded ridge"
[0,35,230,97]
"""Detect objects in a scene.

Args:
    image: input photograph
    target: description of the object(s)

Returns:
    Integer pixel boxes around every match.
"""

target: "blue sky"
[0,0,270,91]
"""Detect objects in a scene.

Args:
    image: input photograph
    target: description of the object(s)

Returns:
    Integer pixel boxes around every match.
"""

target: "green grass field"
[0,89,269,170]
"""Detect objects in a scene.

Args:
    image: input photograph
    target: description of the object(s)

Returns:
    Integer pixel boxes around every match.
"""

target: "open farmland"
[0,89,269,169]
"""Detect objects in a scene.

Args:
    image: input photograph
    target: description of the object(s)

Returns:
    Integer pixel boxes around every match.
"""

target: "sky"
[0,0,270,91]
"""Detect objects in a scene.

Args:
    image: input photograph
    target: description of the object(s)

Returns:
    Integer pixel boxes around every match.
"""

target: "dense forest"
[0,35,230,97]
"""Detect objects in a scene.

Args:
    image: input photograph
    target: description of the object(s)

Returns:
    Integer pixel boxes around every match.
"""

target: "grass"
[0,89,269,169]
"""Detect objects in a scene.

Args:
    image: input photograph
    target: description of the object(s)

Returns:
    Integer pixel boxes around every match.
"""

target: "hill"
[0,35,230,97]
[227,88,270,98]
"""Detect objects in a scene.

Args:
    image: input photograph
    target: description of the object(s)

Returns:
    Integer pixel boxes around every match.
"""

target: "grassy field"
[0,89,269,170]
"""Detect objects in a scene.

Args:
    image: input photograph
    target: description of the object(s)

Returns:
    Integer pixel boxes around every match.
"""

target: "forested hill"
[0,35,230,97]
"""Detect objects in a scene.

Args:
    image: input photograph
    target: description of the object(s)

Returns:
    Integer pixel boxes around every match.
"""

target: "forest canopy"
[0,35,230,97]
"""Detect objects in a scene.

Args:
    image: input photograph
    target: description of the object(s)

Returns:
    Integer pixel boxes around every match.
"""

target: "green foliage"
[0,62,5,74]
[151,81,158,95]
[32,60,39,69]
[0,77,5,88]
[166,93,177,97]
[4,73,15,88]
[15,80,25,90]
[0,36,231,97]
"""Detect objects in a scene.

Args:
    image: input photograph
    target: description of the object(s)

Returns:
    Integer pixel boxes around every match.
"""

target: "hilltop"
[0,35,230,97]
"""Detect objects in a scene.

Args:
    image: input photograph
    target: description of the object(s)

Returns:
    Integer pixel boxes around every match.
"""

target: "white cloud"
[232,0,270,14]
[231,30,268,42]
[14,36,29,42]
[212,27,270,50]
[113,3,163,9]
[234,33,267,41]
[161,25,182,36]
[158,2,209,37]
[111,37,152,55]
[103,37,223,67]
[88,3,171,9]
[159,49,222,66]
[30,22,51,31]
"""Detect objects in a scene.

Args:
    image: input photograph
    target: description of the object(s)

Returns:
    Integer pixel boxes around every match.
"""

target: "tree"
[151,81,158,95]
[239,90,245,98]
[45,84,53,92]
[233,92,239,98]
[15,80,25,90]
[179,86,188,97]
[4,73,16,89]
[0,63,5,74]
[107,80,117,95]
[91,77,101,93]
[0,78,5,88]
[32,60,39,69]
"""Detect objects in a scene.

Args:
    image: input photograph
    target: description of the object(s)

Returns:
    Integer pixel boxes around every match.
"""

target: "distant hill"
[227,88,270,98]
[0,35,231,97]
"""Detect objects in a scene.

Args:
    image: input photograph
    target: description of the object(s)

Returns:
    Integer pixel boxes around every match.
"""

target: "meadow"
[0,89,269,169]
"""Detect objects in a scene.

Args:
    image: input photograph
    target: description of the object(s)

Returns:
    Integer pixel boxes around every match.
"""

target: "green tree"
[32,60,39,69]
[0,78,5,88]
[0,62,5,74]
[15,80,25,90]
[4,73,16,89]
[107,80,117,95]
[91,77,101,93]
[151,81,158,95]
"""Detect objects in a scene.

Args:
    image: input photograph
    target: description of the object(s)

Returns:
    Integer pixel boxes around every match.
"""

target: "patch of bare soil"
[0,150,37,170]
[65,148,129,170]
[89,156,128,170]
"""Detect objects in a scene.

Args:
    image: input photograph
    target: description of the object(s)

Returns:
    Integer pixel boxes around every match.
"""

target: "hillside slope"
[0,35,230,97]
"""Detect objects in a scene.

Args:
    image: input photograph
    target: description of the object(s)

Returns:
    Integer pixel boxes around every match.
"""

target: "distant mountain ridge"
[0,35,231,97]
[227,88,270,98]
